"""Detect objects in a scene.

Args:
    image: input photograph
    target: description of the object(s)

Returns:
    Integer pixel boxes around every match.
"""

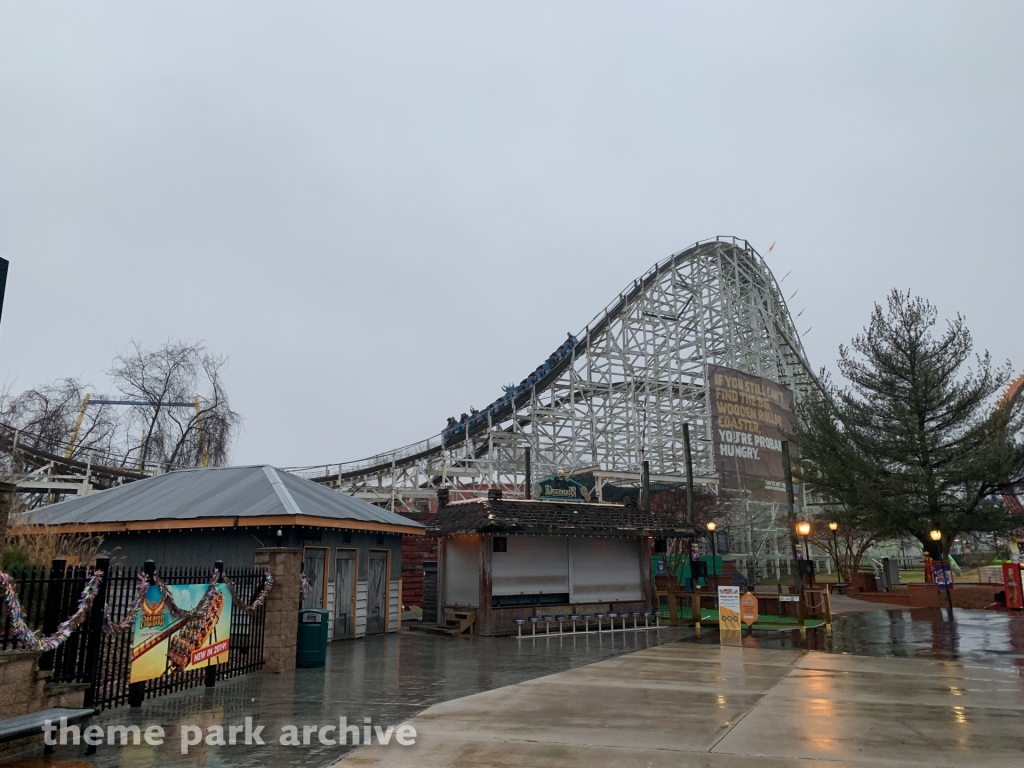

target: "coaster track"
[997,372,1024,515]
[4,236,1019,522]
[286,236,819,511]
[0,421,152,497]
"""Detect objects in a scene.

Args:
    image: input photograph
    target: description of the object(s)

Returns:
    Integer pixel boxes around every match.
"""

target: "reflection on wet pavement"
[336,632,1024,768]
[54,626,694,768]
[8,606,1024,768]
[693,607,1024,669]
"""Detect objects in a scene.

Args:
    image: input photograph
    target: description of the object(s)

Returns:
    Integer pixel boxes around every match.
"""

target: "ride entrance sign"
[130,582,232,684]
[532,469,591,502]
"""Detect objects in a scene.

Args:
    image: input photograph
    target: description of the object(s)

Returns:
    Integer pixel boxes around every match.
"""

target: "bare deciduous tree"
[0,340,240,475]
[110,340,240,471]
[650,486,721,589]
[806,505,881,584]
[0,378,117,461]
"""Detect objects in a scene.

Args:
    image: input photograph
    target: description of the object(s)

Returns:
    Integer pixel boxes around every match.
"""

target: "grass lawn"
[753,566,994,589]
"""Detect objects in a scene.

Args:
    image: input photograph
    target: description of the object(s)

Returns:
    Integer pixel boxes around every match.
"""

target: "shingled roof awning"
[427,498,697,538]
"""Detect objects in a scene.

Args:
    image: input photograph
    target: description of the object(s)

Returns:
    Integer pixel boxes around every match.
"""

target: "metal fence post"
[206,560,224,689]
[38,558,67,671]
[128,560,156,707]
[82,556,110,708]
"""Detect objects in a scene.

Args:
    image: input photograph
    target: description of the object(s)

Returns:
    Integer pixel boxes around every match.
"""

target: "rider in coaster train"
[445,334,581,434]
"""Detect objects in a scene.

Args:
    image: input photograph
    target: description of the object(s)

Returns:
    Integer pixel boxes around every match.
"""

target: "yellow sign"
[741,592,759,626]
[718,586,742,631]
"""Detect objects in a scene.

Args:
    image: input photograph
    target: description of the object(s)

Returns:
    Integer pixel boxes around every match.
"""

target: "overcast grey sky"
[1,2,1021,468]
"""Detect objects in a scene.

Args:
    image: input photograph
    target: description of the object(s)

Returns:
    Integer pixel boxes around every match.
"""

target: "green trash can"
[296,609,330,668]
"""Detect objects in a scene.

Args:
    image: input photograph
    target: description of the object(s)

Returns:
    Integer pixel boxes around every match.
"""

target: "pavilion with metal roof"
[27,465,423,535]
[23,467,423,640]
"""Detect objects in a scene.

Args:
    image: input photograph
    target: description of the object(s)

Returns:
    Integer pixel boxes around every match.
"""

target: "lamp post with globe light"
[828,521,839,582]
[930,529,954,613]
[706,521,718,587]
[796,521,813,589]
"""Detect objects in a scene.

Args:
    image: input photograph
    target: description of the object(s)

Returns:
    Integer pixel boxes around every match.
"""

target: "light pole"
[706,521,718,587]
[930,529,954,613]
[796,521,813,589]
[828,521,839,581]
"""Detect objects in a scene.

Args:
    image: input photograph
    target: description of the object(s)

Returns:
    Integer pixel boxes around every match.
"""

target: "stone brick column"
[255,548,302,674]
[0,480,16,552]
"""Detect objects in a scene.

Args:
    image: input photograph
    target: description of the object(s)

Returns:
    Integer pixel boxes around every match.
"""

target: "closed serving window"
[492,536,569,596]
[569,538,642,602]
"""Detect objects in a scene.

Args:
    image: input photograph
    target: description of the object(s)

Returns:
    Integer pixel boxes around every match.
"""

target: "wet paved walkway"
[336,642,1024,768]
[46,626,693,768]
[7,607,1024,768]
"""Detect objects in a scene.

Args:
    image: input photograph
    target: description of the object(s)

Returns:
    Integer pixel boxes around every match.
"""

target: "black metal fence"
[0,559,101,685]
[1,557,267,710]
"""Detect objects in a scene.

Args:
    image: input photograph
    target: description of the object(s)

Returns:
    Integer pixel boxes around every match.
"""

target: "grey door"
[334,552,355,640]
[303,548,326,609]
[367,551,388,635]
[422,561,438,623]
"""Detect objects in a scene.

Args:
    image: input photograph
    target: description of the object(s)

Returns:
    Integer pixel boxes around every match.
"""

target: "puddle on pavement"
[27,627,692,768]
[10,608,1024,768]
[685,606,1024,670]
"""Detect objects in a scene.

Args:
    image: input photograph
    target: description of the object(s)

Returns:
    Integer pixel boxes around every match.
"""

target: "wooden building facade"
[429,491,695,636]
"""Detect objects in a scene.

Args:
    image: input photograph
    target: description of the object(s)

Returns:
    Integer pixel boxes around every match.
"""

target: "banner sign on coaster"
[707,365,795,503]
[740,592,759,626]
[130,583,232,683]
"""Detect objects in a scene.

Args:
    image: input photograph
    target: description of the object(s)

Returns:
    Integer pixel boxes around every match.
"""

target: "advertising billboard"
[708,365,795,502]
[130,582,232,684]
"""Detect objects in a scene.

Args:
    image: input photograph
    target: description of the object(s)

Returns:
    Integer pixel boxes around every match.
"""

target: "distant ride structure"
[4,235,1021,583]
[998,372,1024,515]
[289,237,817,512]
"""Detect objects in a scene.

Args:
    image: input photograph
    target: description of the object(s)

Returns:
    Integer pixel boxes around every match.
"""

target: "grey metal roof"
[26,465,425,530]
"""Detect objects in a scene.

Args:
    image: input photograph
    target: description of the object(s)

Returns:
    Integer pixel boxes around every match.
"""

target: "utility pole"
[683,424,697,591]
[782,441,803,596]
[0,257,8,327]
[682,424,694,525]
[524,446,532,500]
[642,460,651,512]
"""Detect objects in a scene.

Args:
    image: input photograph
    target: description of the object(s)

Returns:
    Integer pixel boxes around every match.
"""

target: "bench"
[831,583,850,595]
[0,707,99,756]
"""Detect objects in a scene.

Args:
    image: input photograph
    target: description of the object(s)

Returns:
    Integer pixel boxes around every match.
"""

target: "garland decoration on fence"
[222,571,274,613]
[103,571,150,634]
[104,567,274,634]
[154,568,221,620]
[0,568,104,652]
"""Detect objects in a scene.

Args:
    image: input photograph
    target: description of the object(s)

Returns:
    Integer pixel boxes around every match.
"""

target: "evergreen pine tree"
[793,290,1024,557]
